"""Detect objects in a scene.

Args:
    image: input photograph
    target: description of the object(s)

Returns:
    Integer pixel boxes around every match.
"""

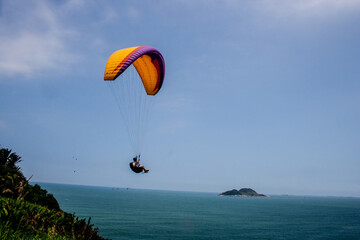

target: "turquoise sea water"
[38,183,360,240]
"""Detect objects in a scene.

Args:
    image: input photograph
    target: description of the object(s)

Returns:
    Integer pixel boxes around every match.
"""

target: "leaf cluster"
[0,147,108,239]
[0,197,106,239]
[0,148,60,210]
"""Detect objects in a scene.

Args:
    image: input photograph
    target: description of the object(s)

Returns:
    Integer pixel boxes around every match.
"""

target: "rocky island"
[219,188,269,197]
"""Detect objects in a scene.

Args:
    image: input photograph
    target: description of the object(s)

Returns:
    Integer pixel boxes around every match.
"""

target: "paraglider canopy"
[104,46,165,155]
[104,46,165,95]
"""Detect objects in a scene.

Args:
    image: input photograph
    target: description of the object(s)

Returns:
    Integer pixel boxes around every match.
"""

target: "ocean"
[37,183,360,240]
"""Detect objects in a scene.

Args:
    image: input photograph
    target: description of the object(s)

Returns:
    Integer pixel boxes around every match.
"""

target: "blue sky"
[1,0,359,197]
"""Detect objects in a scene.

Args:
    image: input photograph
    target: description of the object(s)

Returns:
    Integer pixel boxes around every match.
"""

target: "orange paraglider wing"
[104,46,165,95]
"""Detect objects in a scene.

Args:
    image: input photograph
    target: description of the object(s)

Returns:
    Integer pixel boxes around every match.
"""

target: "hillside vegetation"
[0,147,107,239]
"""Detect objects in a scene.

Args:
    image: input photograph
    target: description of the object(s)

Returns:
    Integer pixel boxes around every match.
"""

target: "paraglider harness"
[129,162,143,173]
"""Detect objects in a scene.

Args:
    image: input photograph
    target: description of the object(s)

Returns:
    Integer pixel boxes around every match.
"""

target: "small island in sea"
[219,188,269,197]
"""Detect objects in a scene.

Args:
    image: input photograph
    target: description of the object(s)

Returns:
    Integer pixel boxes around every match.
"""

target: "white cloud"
[258,0,360,18]
[99,8,119,24]
[291,0,360,12]
[222,0,360,19]
[0,1,77,80]
[127,6,142,21]
[62,0,87,11]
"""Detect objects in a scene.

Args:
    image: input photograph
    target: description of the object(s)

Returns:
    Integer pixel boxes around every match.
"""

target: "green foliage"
[0,148,22,170]
[0,147,107,239]
[24,184,60,210]
[0,197,106,239]
[0,148,60,210]
[0,148,28,200]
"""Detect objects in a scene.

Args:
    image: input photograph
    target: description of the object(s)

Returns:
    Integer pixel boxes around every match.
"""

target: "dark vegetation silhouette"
[219,188,267,197]
[0,147,107,239]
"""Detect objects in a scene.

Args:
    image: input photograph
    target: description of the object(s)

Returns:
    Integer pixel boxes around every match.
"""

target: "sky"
[0,0,359,197]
